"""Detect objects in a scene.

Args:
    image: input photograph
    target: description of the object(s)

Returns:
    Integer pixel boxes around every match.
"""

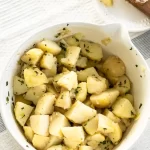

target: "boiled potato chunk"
[21,48,43,65]
[65,100,97,124]
[77,67,99,82]
[87,76,108,94]
[90,89,119,108]
[13,76,28,95]
[83,115,98,135]
[76,56,87,68]
[14,102,34,126]
[64,138,81,149]
[103,109,121,123]
[49,112,70,137]
[37,39,61,55]
[57,71,78,90]
[23,126,34,142]
[47,84,59,98]
[76,82,87,102]
[55,90,71,109]
[80,41,103,61]
[84,98,95,109]
[115,75,131,95]
[23,84,46,105]
[40,53,57,70]
[61,46,81,68]
[103,56,126,77]
[86,133,105,148]
[32,134,50,150]
[44,135,63,150]
[112,98,136,118]
[97,114,115,134]
[24,67,48,87]
[30,115,49,136]
[124,94,134,105]
[62,67,70,72]
[101,0,113,6]
[61,126,85,142]
[108,123,122,144]
[79,146,93,150]
[35,93,55,115]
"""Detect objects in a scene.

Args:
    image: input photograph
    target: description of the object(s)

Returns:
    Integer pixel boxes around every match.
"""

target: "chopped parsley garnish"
[139,103,143,109]
[124,80,126,84]
[8,91,9,96]
[135,64,138,67]
[6,81,8,86]
[21,114,25,118]
[21,107,24,110]
[131,111,134,115]
[103,128,107,130]
[59,42,66,51]
[130,47,132,50]
[34,71,38,75]
[18,79,24,85]
[29,58,31,61]
[61,95,64,99]
[55,33,61,38]
[6,97,9,104]
[26,145,29,148]
[63,27,66,30]
[85,49,90,53]
[140,75,142,78]
[67,23,69,26]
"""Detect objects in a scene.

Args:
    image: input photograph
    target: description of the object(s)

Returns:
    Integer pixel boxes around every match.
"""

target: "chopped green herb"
[12,97,14,101]
[21,107,24,110]
[8,91,9,96]
[33,44,36,47]
[45,44,47,46]
[34,71,38,75]
[59,42,66,51]
[29,58,31,61]
[139,103,143,109]
[55,33,61,38]
[21,114,25,118]
[63,27,66,30]
[6,97,9,104]
[135,64,138,67]
[130,47,132,50]
[61,95,64,99]
[86,49,90,53]
[140,75,142,78]
[18,80,24,85]
[26,145,29,148]
[124,80,126,84]
[84,44,86,47]
[6,81,8,86]
[33,92,36,95]
[67,23,69,26]
[131,111,134,115]
[103,128,107,130]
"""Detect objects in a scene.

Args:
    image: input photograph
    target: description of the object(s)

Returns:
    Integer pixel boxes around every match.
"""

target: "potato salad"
[13,32,136,150]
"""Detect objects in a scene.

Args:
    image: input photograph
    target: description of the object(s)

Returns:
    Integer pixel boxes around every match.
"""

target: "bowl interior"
[0,22,150,150]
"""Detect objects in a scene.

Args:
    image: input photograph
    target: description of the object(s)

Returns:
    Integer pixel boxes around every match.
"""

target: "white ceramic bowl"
[0,22,150,150]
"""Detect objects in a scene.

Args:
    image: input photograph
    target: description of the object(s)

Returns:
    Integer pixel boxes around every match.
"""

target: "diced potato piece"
[47,77,54,84]
[37,39,61,55]
[13,76,28,95]
[35,93,55,115]
[101,0,113,6]
[54,106,66,115]
[32,134,50,150]
[57,71,78,90]
[76,82,87,102]
[53,72,68,92]
[44,135,63,150]
[97,114,115,134]
[61,46,81,68]
[103,56,126,77]
[65,100,97,124]
[108,123,122,144]
[64,138,81,149]
[47,145,65,150]
[112,98,136,118]
[124,94,134,105]
[55,90,71,109]
[40,53,56,70]
[49,112,70,137]
[25,109,35,126]
[76,57,87,68]
[83,115,98,135]
[23,126,34,142]
[47,84,59,98]
[14,102,34,126]
[98,137,114,150]
[24,67,48,87]
[87,76,108,94]
[103,109,121,123]
[77,67,99,82]
[42,68,56,78]
[21,48,43,65]
[30,115,49,136]
[61,126,85,142]
[23,84,46,105]
[115,75,131,95]
[80,41,103,61]
[86,133,105,149]
[79,146,93,150]
[90,89,119,108]
[15,95,32,105]
[20,63,29,78]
